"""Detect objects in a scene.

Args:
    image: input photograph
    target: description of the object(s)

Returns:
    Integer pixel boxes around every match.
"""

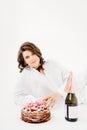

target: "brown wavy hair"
[17,42,45,72]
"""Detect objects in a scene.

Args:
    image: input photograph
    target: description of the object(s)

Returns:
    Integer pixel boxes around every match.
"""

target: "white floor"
[1,96,87,130]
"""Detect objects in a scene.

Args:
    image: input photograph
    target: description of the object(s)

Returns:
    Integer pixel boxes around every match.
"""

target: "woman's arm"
[43,72,75,108]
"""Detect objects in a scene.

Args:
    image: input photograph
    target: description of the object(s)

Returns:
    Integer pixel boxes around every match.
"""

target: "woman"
[15,42,86,107]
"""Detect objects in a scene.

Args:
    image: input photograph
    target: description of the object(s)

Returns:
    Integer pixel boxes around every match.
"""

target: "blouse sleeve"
[14,69,36,107]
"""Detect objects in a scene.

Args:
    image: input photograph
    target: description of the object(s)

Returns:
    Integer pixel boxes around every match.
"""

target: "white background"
[0,0,87,129]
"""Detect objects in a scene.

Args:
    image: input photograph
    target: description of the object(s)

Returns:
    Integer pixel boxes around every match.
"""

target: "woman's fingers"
[43,93,61,108]
[43,96,54,108]
[49,98,56,108]
[43,96,51,101]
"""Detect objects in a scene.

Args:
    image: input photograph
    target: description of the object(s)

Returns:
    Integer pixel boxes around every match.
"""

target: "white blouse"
[15,60,69,106]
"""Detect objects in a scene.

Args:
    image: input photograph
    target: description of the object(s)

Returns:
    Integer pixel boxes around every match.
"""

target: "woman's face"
[22,50,40,69]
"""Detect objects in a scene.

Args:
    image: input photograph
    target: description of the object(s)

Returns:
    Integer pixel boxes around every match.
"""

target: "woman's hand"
[43,93,62,108]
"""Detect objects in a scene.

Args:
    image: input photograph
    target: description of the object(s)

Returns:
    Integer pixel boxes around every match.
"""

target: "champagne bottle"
[65,93,78,122]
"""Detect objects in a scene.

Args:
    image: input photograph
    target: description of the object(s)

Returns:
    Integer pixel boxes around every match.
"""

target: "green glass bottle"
[65,93,78,122]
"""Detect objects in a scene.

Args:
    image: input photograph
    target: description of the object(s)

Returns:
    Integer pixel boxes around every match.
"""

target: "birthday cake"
[21,100,51,123]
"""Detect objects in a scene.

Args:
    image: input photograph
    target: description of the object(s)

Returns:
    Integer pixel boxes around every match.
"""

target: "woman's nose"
[30,56,34,61]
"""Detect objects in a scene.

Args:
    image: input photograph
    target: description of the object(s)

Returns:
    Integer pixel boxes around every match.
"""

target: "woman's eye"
[25,56,30,59]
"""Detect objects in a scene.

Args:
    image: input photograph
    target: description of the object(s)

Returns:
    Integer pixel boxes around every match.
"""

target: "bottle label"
[65,105,78,118]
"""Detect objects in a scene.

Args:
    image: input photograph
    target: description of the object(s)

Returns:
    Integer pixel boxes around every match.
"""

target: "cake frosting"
[21,100,51,123]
